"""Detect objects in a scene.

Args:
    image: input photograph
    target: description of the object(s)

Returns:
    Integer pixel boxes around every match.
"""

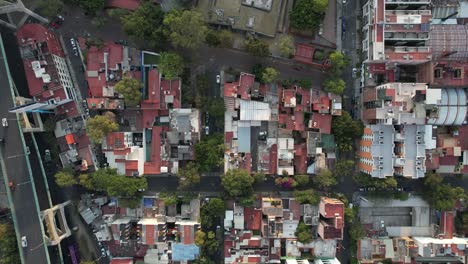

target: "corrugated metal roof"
[238,127,251,152]
[239,100,271,120]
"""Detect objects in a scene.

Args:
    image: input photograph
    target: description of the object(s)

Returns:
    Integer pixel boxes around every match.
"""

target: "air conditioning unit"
[379,156,384,160]
[379,166,384,170]
[379,141,384,144]
[379,131,384,135]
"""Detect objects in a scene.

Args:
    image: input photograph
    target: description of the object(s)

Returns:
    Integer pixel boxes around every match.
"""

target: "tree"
[221,169,255,198]
[54,168,77,187]
[194,230,206,246]
[345,207,355,223]
[254,172,266,184]
[86,115,118,143]
[201,198,225,229]
[83,168,147,198]
[275,177,298,189]
[332,111,364,151]
[261,67,279,83]
[177,162,200,189]
[314,169,337,189]
[329,51,350,75]
[121,2,166,48]
[334,160,355,178]
[79,174,93,189]
[207,99,225,128]
[205,29,232,48]
[163,9,207,49]
[0,223,20,264]
[195,133,224,172]
[290,0,328,30]
[299,79,312,89]
[382,259,393,264]
[353,173,397,189]
[79,0,104,15]
[204,231,219,254]
[245,37,270,57]
[218,30,233,48]
[323,78,346,95]
[349,222,365,241]
[277,35,296,58]
[252,64,266,83]
[295,221,313,243]
[38,0,64,18]
[115,77,142,107]
[159,52,184,79]
[293,189,320,204]
[295,175,310,187]
[423,173,467,209]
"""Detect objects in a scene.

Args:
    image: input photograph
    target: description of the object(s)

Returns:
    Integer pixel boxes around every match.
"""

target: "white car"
[2,118,8,127]
[216,75,220,84]
[205,126,209,136]
[21,236,27,248]
[343,0,347,3]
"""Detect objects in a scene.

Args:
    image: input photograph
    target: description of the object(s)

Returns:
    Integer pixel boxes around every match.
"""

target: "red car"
[50,15,64,29]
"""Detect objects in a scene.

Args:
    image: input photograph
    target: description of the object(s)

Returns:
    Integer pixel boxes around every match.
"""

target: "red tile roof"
[269,144,277,175]
[110,259,133,264]
[106,132,125,149]
[247,239,261,247]
[17,23,64,57]
[283,90,296,106]
[294,43,314,63]
[141,109,159,128]
[224,82,238,98]
[144,69,161,106]
[144,127,162,174]
[183,225,192,244]
[440,211,454,239]
[311,114,332,134]
[225,132,234,144]
[105,0,141,10]
[56,101,80,118]
[224,240,233,257]
[160,79,181,109]
[439,155,459,166]
[244,207,262,231]
[144,224,155,245]
[321,198,344,218]
[238,73,255,100]
[312,96,331,113]
[294,144,308,174]
[289,199,302,221]
[125,160,139,176]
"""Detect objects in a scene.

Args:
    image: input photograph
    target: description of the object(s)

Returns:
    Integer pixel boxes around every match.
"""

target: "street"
[0,32,50,264]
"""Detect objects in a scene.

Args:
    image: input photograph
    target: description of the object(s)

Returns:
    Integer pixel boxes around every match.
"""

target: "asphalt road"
[0,33,50,264]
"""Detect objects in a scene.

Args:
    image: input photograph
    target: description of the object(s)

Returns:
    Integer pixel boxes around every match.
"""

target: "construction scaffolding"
[429,24,468,61]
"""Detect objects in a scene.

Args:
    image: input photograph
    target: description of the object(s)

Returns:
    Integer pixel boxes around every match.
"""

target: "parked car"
[0,138,4,143]
[318,24,324,35]
[2,118,8,127]
[114,40,128,46]
[45,149,51,162]
[70,38,76,48]
[205,126,210,136]
[216,74,221,84]
[50,15,64,29]
[21,236,27,248]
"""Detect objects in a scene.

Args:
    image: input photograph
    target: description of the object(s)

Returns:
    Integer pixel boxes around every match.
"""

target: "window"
[454,68,462,79]
[434,68,442,79]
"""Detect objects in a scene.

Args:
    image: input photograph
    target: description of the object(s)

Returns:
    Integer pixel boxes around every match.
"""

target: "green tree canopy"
[79,0,104,15]
[245,37,270,57]
[332,111,364,151]
[86,115,119,143]
[0,223,20,264]
[159,52,184,79]
[261,67,279,83]
[349,222,365,241]
[293,189,320,204]
[294,174,310,186]
[423,173,466,210]
[194,230,206,246]
[295,221,313,243]
[221,169,254,198]
[121,2,166,48]
[277,35,296,57]
[200,198,225,229]
[115,77,142,107]
[38,0,64,18]
[207,99,225,128]
[290,0,328,30]
[177,162,200,190]
[163,9,207,49]
[353,173,397,189]
[195,133,224,172]
[83,168,147,198]
[323,78,346,95]
[205,29,233,48]
[54,168,77,187]
[334,160,355,178]
[329,51,350,75]
[314,169,337,189]
[254,172,266,184]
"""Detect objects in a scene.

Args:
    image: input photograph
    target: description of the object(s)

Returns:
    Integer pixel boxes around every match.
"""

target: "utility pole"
[0,0,48,30]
